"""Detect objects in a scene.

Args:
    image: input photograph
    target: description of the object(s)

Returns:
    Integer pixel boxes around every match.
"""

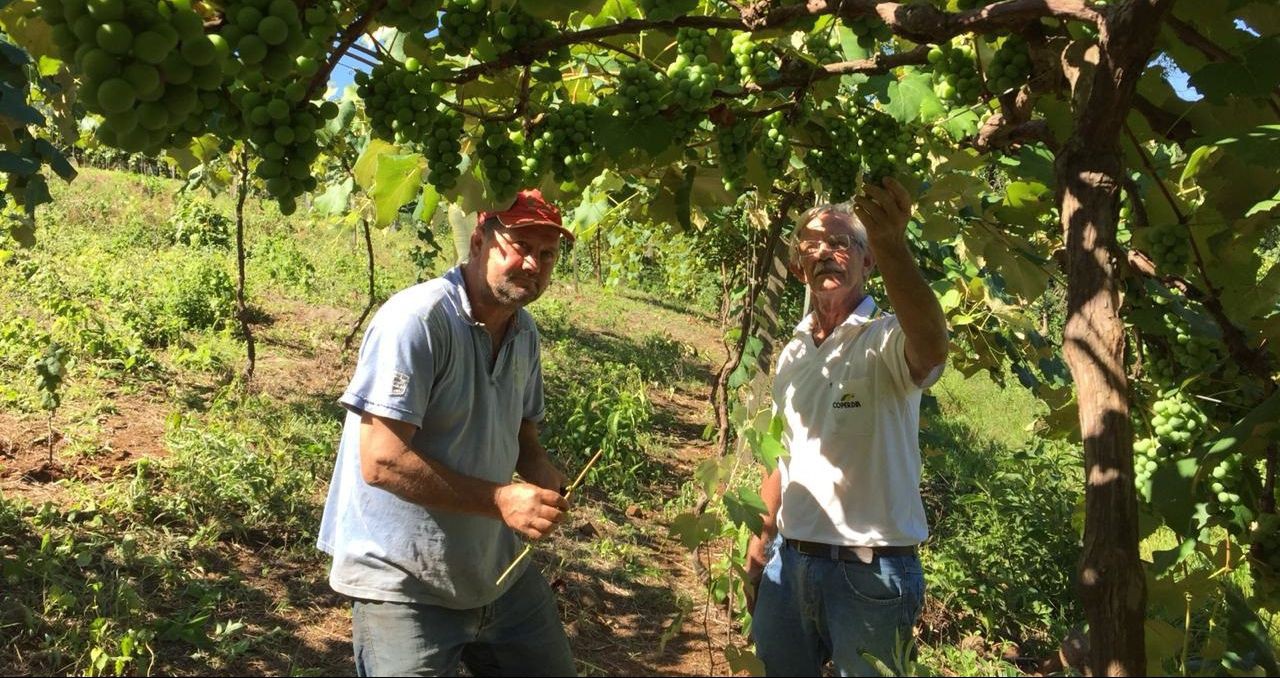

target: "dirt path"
[0,290,752,676]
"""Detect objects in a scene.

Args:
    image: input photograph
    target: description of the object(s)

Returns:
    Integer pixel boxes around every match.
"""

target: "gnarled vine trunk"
[1056,1,1173,674]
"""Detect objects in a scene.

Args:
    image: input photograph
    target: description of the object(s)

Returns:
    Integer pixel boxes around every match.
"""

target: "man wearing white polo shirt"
[747,177,949,676]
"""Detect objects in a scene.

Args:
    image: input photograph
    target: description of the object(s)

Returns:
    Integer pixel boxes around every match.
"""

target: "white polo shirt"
[772,296,941,547]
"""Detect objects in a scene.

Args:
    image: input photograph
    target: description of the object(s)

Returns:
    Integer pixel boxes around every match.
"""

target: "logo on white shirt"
[832,392,862,409]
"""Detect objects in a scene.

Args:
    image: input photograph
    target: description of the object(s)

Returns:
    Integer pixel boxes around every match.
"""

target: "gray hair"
[792,203,868,253]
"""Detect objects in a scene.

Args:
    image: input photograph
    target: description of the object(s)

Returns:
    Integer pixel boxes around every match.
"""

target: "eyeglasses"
[796,233,860,255]
[493,227,559,267]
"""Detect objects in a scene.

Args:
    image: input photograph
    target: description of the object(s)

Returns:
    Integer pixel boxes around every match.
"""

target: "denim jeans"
[753,536,925,677]
[351,566,575,676]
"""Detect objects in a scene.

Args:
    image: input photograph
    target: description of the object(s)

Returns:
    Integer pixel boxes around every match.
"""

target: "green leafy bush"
[542,360,656,498]
[251,232,315,294]
[169,197,231,249]
[120,251,236,347]
[919,428,1081,651]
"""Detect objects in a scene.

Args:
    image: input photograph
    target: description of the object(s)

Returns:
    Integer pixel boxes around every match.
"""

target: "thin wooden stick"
[494,449,604,586]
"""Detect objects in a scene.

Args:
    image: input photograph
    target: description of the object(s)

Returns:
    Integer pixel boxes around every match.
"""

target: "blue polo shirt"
[317,266,546,609]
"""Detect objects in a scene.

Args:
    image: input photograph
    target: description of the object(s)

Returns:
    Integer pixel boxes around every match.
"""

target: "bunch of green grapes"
[806,144,858,203]
[730,33,774,86]
[489,6,555,53]
[535,103,598,183]
[296,0,340,78]
[239,89,330,213]
[804,30,841,64]
[1133,436,1162,501]
[849,14,893,50]
[478,122,523,204]
[355,60,439,142]
[43,0,230,153]
[424,109,465,191]
[716,115,753,192]
[1169,324,1221,372]
[668,28,719,110]
[760,110,790,178]
[1206,454,1243,515]
[378,0,440,32]
[986,36,1032,94]
[854,107,926,183]
[614,61,668,118]
[928,40,982,106]
[439,0,487,55]
[221,0,310,82]
[1149,389,1207,449]
[1146,223,1189,272]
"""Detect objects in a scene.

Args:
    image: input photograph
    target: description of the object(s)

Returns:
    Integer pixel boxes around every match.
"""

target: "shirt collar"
[445,265,531,335]
[794,296,878,338]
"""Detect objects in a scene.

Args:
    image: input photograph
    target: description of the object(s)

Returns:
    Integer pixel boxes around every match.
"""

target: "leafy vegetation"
[1,0,1278,673]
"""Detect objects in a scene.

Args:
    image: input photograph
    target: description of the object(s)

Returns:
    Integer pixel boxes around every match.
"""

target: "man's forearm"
[759,467,782,539]
[872,236,949,370]
[364,443,506,519]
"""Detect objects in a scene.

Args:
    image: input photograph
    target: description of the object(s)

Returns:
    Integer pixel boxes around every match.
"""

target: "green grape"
[760,110,790,179]
[854,107,927,183]
[928,39,982,106]
[806,120,859,203]
[489,6,554,53]
[848,14,893,50]
[478,122,523,204]
[667,28,720,111]
[613,61,668,118]
[1206,454,1243,516]
[986,35,1032,95]
[1146,223,1189,273]
[379,0,441,33]
[716,114,753,192]
[729,32,774,86]
[243,88,323,213]
[356,59,439,142]
[531,103,598,184]
[41,0,235,154]
[423,109,464,191]
[1133,436,1162,501]
[1148,388,1208,451]
[804,30,841,64]
[439,0,487,55]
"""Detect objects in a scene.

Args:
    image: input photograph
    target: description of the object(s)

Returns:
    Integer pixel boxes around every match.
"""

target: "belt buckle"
[851,546,875,564]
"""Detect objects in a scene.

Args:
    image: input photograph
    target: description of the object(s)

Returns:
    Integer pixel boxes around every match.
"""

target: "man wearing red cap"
[318,190,578,676]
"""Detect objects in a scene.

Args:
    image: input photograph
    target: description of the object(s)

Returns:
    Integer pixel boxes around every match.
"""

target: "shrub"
[541,360,656,499]
[120,251,236,347]
[169,197,231,249]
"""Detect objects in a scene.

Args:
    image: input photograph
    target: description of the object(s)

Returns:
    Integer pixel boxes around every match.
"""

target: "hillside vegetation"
[1,168,1086,676]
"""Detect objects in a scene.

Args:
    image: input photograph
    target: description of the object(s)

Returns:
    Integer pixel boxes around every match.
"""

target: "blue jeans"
[351,566,575,676]
[753,537,925,677]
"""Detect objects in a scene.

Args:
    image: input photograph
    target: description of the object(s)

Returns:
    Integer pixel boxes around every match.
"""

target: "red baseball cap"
[477,189,574,243]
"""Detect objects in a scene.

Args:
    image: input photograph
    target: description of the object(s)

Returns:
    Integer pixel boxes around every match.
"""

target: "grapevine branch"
[441,0,1100,86]
[307,0,387,99]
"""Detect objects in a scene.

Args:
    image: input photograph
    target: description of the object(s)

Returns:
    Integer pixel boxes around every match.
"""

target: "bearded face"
[472,223,562,309]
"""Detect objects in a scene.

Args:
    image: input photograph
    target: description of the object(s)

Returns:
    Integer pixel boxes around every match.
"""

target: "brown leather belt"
[785,538,917,564]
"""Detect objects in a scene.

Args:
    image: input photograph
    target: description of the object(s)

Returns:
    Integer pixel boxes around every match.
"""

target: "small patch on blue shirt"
[390,371,410,397]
